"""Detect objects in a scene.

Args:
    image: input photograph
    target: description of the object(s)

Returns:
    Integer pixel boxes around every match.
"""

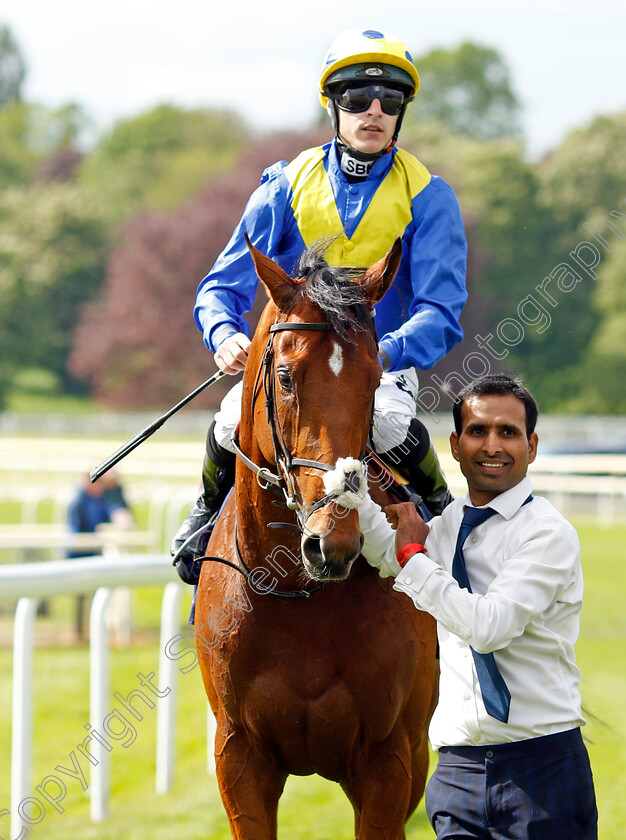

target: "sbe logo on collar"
[340,151,374,178]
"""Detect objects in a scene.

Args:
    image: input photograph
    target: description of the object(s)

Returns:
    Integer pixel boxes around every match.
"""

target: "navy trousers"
[425,728,597,840]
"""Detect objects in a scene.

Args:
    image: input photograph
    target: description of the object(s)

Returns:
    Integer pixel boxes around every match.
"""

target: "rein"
[202,521,328,599]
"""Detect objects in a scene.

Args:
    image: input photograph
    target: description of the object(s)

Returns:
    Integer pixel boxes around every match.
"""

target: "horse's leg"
[215,717,287,840]
[406,734,430,823]
[341,733,415,840]
[407,661,439,816]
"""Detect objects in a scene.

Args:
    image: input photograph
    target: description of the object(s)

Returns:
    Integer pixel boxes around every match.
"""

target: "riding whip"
[89,370,226,483]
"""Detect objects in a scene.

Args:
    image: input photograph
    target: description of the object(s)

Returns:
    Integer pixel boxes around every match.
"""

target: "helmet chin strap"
[331,100,405,176]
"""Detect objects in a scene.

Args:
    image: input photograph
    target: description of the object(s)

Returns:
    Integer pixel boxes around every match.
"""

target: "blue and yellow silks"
[194,140,467,372]
[285,146,430,267]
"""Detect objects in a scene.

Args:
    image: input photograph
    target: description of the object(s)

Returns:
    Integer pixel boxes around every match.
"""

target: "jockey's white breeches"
[213,368,419,456]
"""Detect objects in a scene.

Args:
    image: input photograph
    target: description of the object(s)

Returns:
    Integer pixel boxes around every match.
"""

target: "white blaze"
[329,342,343,376]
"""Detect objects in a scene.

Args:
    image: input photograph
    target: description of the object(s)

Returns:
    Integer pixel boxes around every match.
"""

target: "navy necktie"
[452,505,511,723]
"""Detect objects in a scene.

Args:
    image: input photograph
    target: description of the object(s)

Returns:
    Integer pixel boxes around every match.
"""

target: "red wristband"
[396,543,427,568]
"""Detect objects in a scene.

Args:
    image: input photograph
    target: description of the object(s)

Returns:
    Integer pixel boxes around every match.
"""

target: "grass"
[4,369,102,415]
[0,518,624,838]
[573,520,626,834]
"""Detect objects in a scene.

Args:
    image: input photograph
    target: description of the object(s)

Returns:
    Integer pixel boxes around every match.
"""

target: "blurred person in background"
[100,468,131,511]
[66,472,132,639]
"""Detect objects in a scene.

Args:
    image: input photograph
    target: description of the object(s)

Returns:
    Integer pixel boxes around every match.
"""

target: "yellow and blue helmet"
[319,29,419,109]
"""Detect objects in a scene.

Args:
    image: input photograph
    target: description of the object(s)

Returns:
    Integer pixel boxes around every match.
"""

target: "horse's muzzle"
[301,528,364,581]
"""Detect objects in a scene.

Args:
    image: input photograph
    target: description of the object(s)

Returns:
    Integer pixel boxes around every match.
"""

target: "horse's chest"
[211,598,418,757]
[222,639,385,777]
[197,563,433,777]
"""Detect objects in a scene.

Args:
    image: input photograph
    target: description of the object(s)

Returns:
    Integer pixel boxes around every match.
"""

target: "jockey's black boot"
[382,417,453,517]
[170,421,235,584]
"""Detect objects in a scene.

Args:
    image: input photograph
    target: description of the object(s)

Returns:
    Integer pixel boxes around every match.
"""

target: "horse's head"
[240,234,401,581]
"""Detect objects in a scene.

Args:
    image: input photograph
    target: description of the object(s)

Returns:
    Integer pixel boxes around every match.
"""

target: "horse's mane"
[293,238,376,342]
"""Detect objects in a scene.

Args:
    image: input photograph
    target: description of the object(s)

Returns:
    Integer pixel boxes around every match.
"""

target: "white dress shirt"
[359,475,586,749]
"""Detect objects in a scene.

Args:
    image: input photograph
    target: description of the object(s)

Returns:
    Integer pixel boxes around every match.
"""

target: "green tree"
[79,103,248,223]
[402,125,567,408]
[0,102,39,186]
[0,184,107,406]
[408,42,521,140]
[537,112,626,232]
[404,109,626,414]
[0,24,26,108]
[564,235,626,413]
[28,102,91,154]
[530,112,626,411]
[0,101,90,188]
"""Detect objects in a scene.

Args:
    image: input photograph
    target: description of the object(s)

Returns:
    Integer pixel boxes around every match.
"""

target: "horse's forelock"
[294,240,373,341]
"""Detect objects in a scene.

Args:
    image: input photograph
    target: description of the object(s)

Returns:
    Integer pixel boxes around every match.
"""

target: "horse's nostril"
[302,535,323,565]
[301,530,363,581]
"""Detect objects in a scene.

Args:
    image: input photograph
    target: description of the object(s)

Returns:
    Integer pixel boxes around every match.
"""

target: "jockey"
[172,29,468,577]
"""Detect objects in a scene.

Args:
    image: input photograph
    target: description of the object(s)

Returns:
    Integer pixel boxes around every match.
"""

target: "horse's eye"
[277,368,294,393]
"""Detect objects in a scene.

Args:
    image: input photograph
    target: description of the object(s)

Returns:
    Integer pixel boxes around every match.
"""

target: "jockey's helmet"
[319,29,419,110]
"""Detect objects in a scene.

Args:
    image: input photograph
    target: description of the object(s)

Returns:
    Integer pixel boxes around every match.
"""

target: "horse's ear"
[358,237,403,305]
[245,232,295,310]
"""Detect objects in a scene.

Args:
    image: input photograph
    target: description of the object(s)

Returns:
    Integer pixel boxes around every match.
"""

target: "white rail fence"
[2,457,626,555]
[1,435,626,554]
[0,429,625,835]
[0,554,216,839]
[0,484,197,558]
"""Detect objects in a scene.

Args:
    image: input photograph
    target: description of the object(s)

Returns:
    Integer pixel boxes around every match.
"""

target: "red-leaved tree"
[70,129,330,409]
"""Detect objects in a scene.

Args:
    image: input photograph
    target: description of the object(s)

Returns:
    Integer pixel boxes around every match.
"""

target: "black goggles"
[326,84,406,116]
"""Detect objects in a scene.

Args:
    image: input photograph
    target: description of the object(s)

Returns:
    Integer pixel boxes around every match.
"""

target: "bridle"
[231,316,376,532]
[192,311,379,599]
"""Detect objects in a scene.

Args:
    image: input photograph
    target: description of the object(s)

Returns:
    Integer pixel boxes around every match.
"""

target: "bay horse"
[195,235,438,839]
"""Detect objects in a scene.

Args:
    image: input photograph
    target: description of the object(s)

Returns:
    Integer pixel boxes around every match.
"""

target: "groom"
[358,373,598,840]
